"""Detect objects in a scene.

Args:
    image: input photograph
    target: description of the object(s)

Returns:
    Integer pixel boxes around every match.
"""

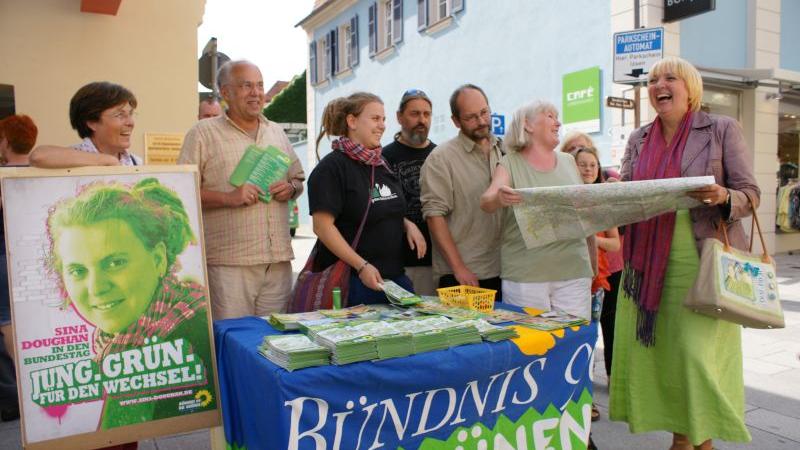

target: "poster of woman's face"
[3,168,219,449]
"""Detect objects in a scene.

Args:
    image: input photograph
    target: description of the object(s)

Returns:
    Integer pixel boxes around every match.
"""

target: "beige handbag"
[685,198,785,329]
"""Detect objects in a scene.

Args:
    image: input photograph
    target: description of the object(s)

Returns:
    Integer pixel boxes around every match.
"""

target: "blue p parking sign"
[492,113,505,136]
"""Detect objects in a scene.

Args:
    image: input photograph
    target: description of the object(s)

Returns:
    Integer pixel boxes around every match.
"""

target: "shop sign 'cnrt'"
[613,27,664,84]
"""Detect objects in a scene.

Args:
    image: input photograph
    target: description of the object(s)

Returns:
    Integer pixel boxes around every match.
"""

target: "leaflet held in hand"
[229,145,292,202]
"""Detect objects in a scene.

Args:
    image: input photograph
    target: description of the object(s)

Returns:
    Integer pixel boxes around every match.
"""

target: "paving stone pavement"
[1,233,798,449]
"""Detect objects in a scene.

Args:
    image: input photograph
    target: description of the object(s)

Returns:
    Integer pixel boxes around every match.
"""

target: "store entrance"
[777,95,800,235]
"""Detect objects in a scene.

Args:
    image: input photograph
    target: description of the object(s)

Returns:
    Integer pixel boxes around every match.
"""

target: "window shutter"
[309,42,317,84]
[368,3,377,55]
[323,34,330,79]
[350,15,359,66]
[392,0,403,44]
[417,0,427,30]
[330,29,338,75]
[452,0,464,14]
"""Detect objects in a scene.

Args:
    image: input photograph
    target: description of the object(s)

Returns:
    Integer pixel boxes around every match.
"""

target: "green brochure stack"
[258,334,331,371]
[229,145,291,202]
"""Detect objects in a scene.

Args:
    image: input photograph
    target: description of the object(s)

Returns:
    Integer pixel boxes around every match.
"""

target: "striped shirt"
[72,137,142,166]
[178,114,305,266]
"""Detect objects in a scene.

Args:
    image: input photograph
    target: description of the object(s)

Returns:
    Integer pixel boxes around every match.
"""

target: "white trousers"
[502,277,592,321]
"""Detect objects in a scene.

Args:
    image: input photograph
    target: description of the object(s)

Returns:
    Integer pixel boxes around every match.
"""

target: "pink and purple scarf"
[622,111,694,346]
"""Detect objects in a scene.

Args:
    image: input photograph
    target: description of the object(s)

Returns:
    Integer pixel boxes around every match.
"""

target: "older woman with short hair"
[30,81,141,168]
[610,56,758,450]
[480,101,593,319]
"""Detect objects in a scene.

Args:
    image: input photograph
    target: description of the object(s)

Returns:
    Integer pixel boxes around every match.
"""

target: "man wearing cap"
[420,84,504,300]
[383,90,437,295]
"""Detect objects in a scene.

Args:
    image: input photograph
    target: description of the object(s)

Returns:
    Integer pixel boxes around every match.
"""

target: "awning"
[696,66,800,91]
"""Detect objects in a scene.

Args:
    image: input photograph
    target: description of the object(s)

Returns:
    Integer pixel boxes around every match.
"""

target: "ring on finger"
[703,198,711,204]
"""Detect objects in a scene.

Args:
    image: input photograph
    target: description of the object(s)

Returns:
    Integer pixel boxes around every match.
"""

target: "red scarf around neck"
[332,137,392,172]
[622,111,694,346]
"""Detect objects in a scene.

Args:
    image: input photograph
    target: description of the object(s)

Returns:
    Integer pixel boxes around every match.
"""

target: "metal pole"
[633,0,641,129]
[210,38,219,99]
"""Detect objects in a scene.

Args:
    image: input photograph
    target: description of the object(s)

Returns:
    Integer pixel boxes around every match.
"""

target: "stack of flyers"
[377,306,423,320]
[258,334,330,371]
[516,311,588,331]
[413,299,452,315]
[483,309,533,324]
[318,304,381,320]
[382,280,423,306]
[392,318,450,353]
[267,311,326,331]
[412,298,486,320]
[458,319,519,342]
[440,321,483,347]
[297,318,344,336]
[349,321,414,360]
[412,316,482,346]
[314,327,379,365]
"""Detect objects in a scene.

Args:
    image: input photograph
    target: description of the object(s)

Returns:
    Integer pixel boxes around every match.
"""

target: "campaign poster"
[2,166,220,450]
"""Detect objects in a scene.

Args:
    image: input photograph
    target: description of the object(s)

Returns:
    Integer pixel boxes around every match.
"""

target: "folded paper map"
[513,176,714,249]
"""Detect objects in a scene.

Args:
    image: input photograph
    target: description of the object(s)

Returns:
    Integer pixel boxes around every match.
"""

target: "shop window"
[778,98,800,187]
[700,86,740,121]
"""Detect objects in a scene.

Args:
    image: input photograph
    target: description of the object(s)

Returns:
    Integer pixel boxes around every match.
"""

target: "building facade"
[0,0,205,158]
[300,0,800,254]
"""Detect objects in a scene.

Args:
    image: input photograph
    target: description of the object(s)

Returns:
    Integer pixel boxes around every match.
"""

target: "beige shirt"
[420,132,503,279]
[178,114,305,266]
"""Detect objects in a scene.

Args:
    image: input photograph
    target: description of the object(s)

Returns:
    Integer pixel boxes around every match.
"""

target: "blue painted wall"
[292,140,310,224]
[680,0,747,69]
[781,0,800,71]
[309,0,615,164]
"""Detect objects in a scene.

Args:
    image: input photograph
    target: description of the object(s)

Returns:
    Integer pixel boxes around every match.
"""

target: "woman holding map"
[46,178,216,433]
[609,56,760,450]
[480,100,593,320]
[307,92,426,304]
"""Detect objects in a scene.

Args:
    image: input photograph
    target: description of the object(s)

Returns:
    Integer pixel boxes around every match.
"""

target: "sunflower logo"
[195,389,213,407]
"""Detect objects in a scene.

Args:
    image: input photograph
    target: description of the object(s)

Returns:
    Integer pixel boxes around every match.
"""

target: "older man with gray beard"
[382,89,437,295]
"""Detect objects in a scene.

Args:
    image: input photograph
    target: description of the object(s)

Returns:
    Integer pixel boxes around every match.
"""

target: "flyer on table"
[2,167,219,448]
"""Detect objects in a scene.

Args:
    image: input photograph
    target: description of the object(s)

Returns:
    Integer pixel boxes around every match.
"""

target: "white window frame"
[418,0,464,31]
[340,23,352,73]
[384,0,393,49]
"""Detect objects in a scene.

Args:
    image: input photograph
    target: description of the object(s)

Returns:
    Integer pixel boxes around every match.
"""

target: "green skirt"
[609,211,751,445]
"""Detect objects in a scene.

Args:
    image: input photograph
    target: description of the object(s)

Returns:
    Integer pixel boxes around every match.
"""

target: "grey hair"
[503,100,559,153]
[217,60,258,91]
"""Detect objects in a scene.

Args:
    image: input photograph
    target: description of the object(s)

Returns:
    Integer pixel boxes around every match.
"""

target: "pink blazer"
[620,111,761,252]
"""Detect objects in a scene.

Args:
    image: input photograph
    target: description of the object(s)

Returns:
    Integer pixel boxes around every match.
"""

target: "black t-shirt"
[308,151,406,278]
[383,139,436,267]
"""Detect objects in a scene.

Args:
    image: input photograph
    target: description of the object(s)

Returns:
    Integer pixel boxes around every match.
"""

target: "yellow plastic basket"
[436,285,497,313]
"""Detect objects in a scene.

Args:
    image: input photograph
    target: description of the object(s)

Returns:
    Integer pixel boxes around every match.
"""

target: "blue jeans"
[348,273,413,305]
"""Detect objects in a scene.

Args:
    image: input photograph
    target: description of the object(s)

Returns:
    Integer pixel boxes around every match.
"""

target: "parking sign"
[491,113,505,136]
[613,27,664,84]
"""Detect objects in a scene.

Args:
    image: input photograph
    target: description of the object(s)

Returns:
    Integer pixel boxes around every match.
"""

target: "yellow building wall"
[0,0,205,159]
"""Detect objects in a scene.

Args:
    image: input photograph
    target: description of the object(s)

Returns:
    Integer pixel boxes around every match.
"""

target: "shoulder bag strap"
[742,191,770,263]
[349,164,375,249]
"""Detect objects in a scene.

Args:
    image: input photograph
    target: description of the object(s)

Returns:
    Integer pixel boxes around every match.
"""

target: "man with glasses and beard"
[383,90,437,295]
[420,84,504,300]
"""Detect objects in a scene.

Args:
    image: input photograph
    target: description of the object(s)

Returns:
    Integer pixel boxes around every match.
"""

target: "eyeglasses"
[234,81,265,92]
[105,109,136,121]
[459,108,491,123]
